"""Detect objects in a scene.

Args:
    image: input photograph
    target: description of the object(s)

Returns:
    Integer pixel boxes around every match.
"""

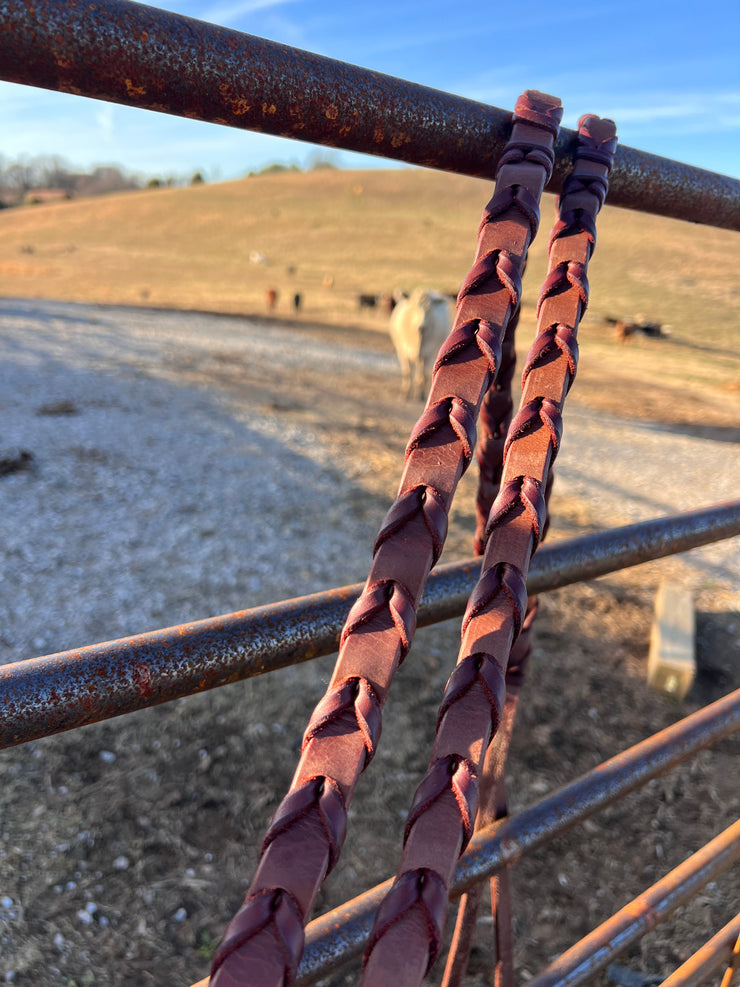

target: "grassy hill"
[1,167,738,425]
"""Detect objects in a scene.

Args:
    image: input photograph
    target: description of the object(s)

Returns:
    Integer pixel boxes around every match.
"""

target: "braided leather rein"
[360,113,618,987]
[460,264,551,987]
[209,89,562,987]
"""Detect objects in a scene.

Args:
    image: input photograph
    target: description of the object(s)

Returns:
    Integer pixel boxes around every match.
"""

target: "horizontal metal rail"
[249,688,739,986]
[1,0,739,229]
[2,502,738,751]
[527,821,740,987]
[658,913,740,987]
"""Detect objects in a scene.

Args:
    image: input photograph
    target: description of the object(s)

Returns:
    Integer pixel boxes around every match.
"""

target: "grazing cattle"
[358,293,378,311]
[379,293,396,316]
[389,288,453,400]
[614,319,638,343]
[639,321,670,337]
[613,316,670,343]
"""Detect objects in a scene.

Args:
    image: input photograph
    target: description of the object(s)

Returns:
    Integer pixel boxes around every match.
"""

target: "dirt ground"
[0,308,738,987]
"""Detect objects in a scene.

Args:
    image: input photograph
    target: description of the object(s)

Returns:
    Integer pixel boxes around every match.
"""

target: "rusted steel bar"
[1,0,739,229]
[1,502,738,751]
[526,821,740,987]
[192,913,740,987]
[289,689,740,985]
[521,502,740,592]
[658,913,740,987]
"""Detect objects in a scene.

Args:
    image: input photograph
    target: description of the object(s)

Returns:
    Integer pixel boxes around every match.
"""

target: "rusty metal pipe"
[292,689,740,985]
[1,0,739,229]
[526,821,740,987]
[1,502,738,751]
[657,913,740,987]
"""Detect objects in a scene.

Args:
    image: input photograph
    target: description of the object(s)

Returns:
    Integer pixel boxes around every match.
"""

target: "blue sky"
[1,0,738,182]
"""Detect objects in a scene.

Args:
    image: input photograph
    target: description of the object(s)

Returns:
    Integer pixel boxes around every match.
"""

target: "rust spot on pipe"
[124,77,145,96]
[133,662,153,698]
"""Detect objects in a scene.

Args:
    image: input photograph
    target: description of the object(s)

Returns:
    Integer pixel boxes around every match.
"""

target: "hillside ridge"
[1,167,737,352]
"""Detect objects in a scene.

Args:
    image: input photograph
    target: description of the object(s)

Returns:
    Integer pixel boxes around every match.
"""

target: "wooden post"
[647,581,696,699]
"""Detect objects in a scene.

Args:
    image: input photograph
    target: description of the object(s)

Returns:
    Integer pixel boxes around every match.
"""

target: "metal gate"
[1,3,739,986]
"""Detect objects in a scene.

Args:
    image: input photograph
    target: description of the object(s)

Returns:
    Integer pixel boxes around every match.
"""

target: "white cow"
[389,288,453,400]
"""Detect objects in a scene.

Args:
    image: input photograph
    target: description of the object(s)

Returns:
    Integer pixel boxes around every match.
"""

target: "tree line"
[0,150,339,208]
[0,155,206,208]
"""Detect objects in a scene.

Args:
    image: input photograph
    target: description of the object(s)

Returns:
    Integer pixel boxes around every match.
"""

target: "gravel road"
[2,296,737,667]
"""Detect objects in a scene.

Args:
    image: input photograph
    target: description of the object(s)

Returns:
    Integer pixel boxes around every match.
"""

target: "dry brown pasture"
[0,167,737,335]
[2,166,739,433]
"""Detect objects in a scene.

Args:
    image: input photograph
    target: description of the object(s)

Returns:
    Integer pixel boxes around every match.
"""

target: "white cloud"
[590,92,740,135]
[201,0,299,25]
[95,103,115,143]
